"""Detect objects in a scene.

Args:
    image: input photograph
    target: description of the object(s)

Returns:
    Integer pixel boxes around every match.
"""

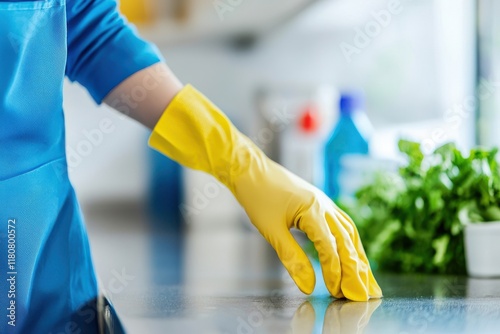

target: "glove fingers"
[368,271,383,298]
[297,213,343,298]
[325,212,370,301]
[269,230,316,294]
[332,204,370,263]
[332,209,383,298]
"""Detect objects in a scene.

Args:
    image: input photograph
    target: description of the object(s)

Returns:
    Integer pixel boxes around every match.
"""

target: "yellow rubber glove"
[149,85,382,301]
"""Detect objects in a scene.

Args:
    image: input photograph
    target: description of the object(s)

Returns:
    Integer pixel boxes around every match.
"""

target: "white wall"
[63,81,150,204]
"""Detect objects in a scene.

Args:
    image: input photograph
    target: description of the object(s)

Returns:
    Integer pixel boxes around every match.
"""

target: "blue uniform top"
[1,0,163,102]
[65,0,163,103]
[0,0,163,181]
[0,1,162,332]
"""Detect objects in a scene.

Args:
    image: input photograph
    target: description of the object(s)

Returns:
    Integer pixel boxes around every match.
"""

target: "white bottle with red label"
[279,106,325,188]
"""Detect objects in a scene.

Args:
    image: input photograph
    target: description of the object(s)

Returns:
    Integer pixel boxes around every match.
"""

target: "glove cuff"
[148,84,259,193]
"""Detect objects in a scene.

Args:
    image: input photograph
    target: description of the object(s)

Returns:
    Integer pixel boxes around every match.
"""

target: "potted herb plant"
[342,140,500,277]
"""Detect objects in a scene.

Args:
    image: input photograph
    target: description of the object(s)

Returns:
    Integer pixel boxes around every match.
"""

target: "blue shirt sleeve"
[65,0,163,104]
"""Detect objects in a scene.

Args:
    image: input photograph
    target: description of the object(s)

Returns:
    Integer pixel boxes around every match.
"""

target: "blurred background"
[60,0,500,331]
[65,0,482,219]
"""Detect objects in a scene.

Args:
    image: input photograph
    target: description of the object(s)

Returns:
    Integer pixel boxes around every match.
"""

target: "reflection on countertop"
[83,200,500,334]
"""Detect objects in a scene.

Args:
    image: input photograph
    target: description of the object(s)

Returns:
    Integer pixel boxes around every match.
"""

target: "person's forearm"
[103,62,183,129]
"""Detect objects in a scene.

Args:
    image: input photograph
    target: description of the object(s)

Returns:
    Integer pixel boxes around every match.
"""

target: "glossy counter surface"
[84,202,500,334]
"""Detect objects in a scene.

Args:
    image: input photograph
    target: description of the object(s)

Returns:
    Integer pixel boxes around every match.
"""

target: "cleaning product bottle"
[325,92,372,199]
[149,147,183,229]
[280,106,324,188]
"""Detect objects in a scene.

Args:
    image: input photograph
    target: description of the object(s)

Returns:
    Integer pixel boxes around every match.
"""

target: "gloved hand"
[149,85,382,301]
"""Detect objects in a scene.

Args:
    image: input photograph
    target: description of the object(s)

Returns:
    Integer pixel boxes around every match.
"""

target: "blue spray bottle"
[325,93,372,199]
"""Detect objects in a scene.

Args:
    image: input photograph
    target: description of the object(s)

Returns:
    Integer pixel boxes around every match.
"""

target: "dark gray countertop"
[84,202,500,334]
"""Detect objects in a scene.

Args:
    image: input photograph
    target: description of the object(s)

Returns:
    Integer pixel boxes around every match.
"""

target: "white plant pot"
[464,221,500,277]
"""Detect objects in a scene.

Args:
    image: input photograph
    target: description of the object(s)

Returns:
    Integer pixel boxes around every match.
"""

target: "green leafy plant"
[343,139,500,274]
